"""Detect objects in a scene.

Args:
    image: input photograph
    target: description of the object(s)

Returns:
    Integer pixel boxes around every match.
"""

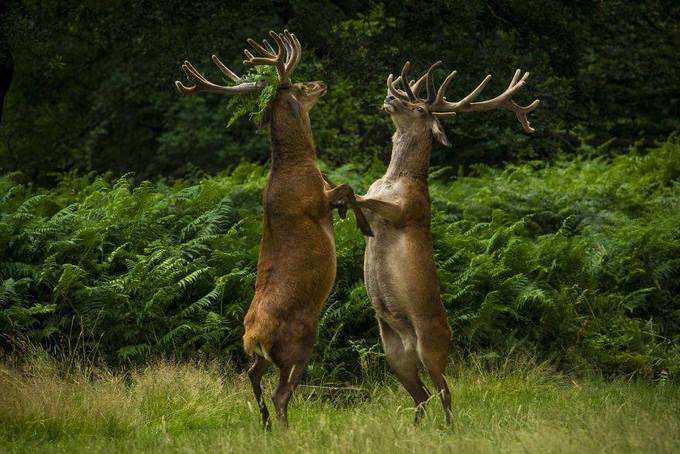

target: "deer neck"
[268,95,317,169]
[384,126,432,181]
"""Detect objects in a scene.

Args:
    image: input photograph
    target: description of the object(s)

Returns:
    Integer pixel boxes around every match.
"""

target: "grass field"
[1,355,678,453]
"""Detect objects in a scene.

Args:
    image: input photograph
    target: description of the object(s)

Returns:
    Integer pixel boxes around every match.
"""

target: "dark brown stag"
[175,30,370,428]
[354,61,539,423]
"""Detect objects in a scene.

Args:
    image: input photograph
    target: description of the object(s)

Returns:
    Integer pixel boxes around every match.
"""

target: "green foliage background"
[0,1,678,182]
[2,140,679,379]
[0,1,679,380]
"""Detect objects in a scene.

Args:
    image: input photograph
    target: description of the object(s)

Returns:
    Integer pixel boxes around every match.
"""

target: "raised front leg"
[354,195,404,225]
[321,174,348,218]
[323,177,373,237]
[324,183,354,210]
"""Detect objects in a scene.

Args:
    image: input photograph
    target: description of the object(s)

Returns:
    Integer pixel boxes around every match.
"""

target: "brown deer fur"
[175,31,369,429]
[355,62,539,424]
[243,81,360,428]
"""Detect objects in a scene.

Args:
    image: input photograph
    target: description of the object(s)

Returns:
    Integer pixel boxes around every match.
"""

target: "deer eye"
[416,107,425,113]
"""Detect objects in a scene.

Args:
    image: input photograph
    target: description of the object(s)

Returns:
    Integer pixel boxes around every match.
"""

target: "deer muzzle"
[383,95,397,112]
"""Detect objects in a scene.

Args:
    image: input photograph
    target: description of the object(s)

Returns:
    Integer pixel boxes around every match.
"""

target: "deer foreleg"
[324,183,351,218]
[324,182,374,237]
[354,195,404,225]
[321,173,349,219]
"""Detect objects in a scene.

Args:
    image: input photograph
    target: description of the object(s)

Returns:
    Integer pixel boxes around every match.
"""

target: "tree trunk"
[0,50,13,125]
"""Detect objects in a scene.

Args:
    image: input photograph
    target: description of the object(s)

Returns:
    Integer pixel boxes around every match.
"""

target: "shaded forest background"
[1,0,678,182]
[0,1,679,380]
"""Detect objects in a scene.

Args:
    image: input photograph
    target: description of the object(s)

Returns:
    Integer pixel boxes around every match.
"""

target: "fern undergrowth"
[1,139,679,380]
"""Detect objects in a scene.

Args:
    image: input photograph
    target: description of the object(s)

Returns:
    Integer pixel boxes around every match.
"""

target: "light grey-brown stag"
[354,61,539,424]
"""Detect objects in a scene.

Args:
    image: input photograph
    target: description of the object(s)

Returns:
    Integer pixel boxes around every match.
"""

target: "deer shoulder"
[361,177,430,227]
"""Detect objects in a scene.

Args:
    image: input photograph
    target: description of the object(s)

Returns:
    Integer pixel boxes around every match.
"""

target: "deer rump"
[242,173,337,362]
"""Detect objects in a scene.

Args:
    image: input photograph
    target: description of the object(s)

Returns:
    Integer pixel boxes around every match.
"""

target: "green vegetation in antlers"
[224,66,279,128]
[1,139,679,379]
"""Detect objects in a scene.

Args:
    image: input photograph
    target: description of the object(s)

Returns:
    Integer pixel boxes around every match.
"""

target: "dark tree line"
[0,1,14,125]
[1,0,678,184]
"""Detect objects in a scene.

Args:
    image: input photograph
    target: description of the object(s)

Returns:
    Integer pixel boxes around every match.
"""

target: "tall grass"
[0,353,678,453]
[1,139,679,378]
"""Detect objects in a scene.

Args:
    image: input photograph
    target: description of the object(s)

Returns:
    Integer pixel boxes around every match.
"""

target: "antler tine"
[410,73,428,98]
[175,80,197,95]
[282,30,301,73]
[182,60,209,84]
[281,33,294,68]
[246,38,276,58]
[434,70,457,105]
[243,48,274,66]
[387,74,410,101]
[461,70,531,112]
[432,74,492,111]
[507,68,522,88]
[507,99,541,133]
[290,33,302,69]
[508,99,540,133]
[212,55,241,83]
[472,79,527,107]
[292,33,302,68]
[400,61,416,101]
[425,61,442,103]
[388,74,411,101]
[269,31,288,81]
[455,74,492,107]
[244,34,278,63]
[268,30,285,60]
[179,61,215,92]
[262,39,276,55]
[286,30,302,73]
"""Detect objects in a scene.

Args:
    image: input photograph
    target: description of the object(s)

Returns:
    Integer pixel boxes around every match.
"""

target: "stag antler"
[243,29,301,85]
[390,63,540,133]
[175,30,302,96]
[175,55,266,96]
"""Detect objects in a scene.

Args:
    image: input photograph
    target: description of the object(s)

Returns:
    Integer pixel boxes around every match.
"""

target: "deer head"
[383,61,540,146]
[175,30,326,121]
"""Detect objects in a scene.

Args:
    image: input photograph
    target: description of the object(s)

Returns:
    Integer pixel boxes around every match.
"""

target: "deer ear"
[431,117,451,147]
[288,95,301,119]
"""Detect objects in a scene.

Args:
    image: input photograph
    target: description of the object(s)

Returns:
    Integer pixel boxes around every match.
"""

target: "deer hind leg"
[248,355,271,430]
[423,361,452,425]
[271,358,308,428]
[378,317,431,422]
[416,321,453,425]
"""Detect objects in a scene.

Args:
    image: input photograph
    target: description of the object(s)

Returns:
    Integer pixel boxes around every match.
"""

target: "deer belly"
[256,215,336,304]
[365,232,417,317]
[290,219,336,302]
